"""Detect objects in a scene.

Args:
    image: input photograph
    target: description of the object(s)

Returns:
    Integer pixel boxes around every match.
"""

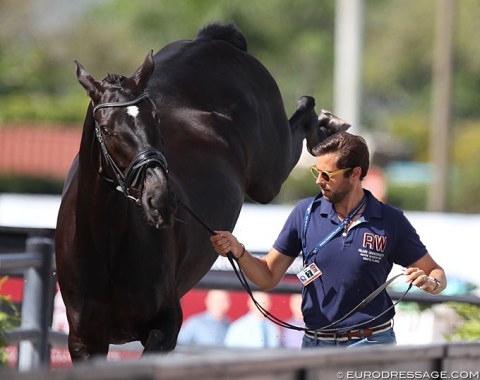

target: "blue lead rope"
[302,194,366,264]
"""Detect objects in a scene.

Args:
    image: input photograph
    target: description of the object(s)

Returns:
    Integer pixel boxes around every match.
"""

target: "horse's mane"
[196,22,247,52]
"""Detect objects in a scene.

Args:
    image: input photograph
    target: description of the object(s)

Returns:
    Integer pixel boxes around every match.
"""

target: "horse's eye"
[100,125,113,138]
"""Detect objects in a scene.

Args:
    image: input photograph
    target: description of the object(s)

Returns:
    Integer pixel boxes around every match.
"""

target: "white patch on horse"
[127,106,139,118]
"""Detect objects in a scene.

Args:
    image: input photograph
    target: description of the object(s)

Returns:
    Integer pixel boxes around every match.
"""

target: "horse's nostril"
[147,194,160,210]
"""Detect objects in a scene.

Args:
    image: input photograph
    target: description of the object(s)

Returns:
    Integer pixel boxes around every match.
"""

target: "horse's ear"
[75,60,104,103]
[130,50,154,91]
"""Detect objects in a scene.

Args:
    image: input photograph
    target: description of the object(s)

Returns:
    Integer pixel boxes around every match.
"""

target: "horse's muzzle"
[141,166,176,229]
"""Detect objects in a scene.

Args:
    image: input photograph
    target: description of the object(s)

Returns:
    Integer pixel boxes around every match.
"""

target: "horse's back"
[152,30,283,113]
[149,24,293,203]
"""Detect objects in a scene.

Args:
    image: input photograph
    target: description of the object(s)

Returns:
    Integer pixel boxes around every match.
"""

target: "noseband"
[92,93,168,204]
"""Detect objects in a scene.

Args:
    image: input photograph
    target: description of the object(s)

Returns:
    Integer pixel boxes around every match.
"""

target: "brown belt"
[305,320,393,341]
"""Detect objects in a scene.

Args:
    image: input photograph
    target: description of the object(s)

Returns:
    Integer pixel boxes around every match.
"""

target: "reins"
[180,199,412,334]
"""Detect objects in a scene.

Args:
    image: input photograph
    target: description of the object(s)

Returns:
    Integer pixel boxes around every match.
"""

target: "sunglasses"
[309,166,352,182]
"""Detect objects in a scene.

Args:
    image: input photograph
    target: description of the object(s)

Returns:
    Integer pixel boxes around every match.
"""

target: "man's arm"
[404,252,447,294]
[210,231,295,291]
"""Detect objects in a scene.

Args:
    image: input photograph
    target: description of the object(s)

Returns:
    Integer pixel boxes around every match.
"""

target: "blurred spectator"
[281,293,304,348]
[224,292,280,348]
[177,289,231,346]
[362,165,387,202]
[52,288,69,333]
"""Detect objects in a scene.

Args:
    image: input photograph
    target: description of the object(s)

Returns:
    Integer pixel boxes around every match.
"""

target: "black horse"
[55,23,349,361]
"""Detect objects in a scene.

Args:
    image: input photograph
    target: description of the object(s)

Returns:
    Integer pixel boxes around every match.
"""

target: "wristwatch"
[428,276,442,293]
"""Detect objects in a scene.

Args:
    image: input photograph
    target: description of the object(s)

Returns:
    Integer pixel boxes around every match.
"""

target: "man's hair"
[311,132,370,180]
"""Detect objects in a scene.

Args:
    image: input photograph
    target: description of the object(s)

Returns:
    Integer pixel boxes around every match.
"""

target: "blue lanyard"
[301,194,366,264]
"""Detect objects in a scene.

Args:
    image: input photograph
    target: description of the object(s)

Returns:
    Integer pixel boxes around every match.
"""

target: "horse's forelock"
[99,74,135,100]
[103,73,127,86]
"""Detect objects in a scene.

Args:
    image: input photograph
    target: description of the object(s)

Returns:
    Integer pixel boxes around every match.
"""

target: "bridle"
[92,92,169,204]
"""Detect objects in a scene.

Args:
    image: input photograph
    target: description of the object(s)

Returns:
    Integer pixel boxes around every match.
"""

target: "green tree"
[1,1,480,211]
[451,121,480,213]
[445,303,480,342]
[0,0,337,122]
[0,277,20,365]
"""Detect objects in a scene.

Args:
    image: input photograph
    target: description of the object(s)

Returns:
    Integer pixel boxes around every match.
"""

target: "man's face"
[314,153,353,204]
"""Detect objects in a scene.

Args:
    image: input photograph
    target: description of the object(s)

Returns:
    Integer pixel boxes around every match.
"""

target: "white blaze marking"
[127,106,139,118]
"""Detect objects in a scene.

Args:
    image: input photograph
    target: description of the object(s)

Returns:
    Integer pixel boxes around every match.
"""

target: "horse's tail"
[196,22,247,52]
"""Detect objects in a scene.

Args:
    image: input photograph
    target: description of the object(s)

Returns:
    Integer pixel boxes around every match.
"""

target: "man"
[177,289,231,347]
[210,132,446,348]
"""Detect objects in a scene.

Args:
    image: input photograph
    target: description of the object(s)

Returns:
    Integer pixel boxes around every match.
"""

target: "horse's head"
[75,51,176,229]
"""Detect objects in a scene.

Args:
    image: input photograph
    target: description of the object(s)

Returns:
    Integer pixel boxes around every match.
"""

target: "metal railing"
[2,233,480,373]
[1,237,57,371]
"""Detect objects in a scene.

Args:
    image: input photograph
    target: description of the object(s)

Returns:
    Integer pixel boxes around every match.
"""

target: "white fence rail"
[3,343,480,380]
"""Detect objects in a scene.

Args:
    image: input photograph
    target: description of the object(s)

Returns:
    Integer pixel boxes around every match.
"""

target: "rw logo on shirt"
[358,233,388,263]
[362,233,387,253]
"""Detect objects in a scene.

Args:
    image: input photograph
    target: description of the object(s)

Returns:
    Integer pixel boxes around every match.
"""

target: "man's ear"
[353,167,363,179]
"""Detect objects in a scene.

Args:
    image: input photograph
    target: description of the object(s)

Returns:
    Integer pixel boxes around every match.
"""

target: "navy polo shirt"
[273,190,427,330]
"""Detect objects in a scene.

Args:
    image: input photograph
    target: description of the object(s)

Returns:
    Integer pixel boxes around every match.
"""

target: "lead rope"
[180,200,412,334]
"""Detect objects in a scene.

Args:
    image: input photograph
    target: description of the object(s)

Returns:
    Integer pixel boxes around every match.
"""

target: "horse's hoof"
[318,109,351,133]
[296,96,315,111]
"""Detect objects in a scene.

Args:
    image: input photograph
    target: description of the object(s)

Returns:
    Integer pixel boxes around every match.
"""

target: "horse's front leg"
[68,329,108,362]
[65,308,109,362]
[142,299,183,353]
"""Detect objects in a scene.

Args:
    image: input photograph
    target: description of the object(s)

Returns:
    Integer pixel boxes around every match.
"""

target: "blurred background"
[1,1,480,364]
[0,0,479,212]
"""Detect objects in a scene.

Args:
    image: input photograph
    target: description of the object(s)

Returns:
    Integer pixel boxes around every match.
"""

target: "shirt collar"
[363,189,383,219]
[314,189,383,220]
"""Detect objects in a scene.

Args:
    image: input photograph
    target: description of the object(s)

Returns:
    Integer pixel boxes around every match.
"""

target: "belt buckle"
[346,329,361,340]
